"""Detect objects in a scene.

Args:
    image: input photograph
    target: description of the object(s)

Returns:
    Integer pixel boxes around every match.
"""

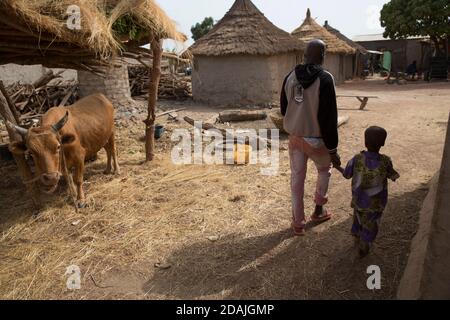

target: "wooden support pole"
[144,38,163,162]
[0,80,20,124]
[357,97,369,110]
[0,92,41,209]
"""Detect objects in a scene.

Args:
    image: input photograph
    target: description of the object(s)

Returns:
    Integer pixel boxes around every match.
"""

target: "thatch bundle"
[190,0,305,56]
[107,0,185,43]
[0,0,184,70]
[291,9,356,55]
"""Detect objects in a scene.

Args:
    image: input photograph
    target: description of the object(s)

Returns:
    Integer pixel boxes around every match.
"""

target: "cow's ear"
[61,133,76,145]
[9,141,27,155]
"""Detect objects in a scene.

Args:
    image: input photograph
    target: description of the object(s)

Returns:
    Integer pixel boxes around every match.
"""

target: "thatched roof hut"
[291,9,356,84]
[323,21,367,54]
[0,0,185,71]
[191,0,305,105]
[323,20,368,78]
[191,0,304,56]
[292,9,355,55]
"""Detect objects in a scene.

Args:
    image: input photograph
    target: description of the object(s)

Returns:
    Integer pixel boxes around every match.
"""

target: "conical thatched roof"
[0,0,185,70]
[324,21,368,54]
[190,0,305,56]
[291,9,356,55]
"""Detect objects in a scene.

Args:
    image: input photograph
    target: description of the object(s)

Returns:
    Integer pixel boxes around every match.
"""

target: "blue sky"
[157,0,391,52]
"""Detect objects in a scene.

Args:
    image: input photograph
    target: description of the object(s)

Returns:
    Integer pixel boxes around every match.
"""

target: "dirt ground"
[0,79,449,300]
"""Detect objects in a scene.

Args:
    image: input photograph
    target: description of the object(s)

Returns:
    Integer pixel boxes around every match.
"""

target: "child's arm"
[334,157,355,179]
[387,158,400,181]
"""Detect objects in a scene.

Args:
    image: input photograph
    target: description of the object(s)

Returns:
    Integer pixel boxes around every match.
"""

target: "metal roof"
[352,33,429,42]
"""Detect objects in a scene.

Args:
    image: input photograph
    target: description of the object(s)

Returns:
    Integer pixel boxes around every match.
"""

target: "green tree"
[191,17,215,41]
[380,0,450,55]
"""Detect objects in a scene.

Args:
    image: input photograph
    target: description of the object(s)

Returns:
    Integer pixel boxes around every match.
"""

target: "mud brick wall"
[398,112,450,299]
[78,63,133,108]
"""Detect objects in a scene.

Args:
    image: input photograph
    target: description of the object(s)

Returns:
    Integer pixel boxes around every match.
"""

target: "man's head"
[7,112,74,192]
[304,39,326,65]
[365,126,387,153]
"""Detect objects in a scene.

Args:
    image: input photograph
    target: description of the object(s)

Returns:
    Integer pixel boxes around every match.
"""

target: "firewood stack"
[1,70,78,129]
[129,66,192,100]
[0,122,8,144]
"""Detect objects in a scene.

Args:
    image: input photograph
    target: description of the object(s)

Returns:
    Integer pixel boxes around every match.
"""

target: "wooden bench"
[337,95,379,110]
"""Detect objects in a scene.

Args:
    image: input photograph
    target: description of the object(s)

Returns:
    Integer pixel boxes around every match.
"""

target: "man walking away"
[280,39,341,236]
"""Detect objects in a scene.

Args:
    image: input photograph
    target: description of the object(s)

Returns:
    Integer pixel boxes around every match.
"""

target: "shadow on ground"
[143,183,429,300]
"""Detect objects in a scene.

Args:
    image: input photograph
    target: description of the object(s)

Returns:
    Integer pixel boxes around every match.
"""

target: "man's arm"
[318,71,339,153]
[280,73,290,116]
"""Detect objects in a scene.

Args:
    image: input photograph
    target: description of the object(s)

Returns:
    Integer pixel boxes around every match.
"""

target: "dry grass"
[107,0,186,42]
[0,80,449,299]
[6,0,119,59]
[2,0,184,60]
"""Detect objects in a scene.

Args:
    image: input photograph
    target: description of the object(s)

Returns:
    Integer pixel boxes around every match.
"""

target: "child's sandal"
[311,209,332,223]
[358,241,370,258]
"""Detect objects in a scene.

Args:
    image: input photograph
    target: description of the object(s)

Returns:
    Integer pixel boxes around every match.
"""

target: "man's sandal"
[291,222,306,236]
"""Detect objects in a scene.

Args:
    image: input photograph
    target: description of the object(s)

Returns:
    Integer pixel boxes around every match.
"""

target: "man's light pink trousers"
[288,135,332,228]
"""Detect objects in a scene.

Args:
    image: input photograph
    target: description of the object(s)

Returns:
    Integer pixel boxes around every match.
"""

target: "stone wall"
[78,62,133,108]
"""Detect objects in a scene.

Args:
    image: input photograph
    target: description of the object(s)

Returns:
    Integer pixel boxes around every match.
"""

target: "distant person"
[280,39,341,236]
[406,61,418,80]
[335,126,400,257]
[369,56,375,76]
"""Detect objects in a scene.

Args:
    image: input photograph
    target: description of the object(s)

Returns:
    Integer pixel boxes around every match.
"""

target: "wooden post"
[144,38,163,162]
[357,97,369,110]
[0,91,41,209]
[0,80,20,123]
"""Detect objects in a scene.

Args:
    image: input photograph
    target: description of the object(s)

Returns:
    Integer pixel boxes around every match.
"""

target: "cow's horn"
[5,120,28,138]
[52,111,69,132]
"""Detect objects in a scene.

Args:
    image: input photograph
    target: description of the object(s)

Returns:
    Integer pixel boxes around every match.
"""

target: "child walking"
[336,126,400,257]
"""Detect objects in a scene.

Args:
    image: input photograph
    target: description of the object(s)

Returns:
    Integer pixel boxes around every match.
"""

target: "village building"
[353,33,432,74]
[323,21,368,79]
[190,0,305,106]
[291,9,356,85]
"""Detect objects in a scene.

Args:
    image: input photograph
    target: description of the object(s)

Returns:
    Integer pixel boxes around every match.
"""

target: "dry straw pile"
[0,0,184,69]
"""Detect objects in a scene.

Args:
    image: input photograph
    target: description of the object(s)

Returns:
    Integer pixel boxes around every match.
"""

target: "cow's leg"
[105,134,120,175]
[112,135,120,175]
[73,155,86,208]
[104,141,112,174]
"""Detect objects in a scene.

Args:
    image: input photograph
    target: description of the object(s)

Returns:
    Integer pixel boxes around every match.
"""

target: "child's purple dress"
[343,151,399,244]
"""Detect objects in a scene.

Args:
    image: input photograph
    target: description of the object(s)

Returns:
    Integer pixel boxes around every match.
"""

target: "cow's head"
[7,112,75,192]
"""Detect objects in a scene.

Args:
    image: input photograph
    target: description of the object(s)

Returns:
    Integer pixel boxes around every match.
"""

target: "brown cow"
[7,93,120,208]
